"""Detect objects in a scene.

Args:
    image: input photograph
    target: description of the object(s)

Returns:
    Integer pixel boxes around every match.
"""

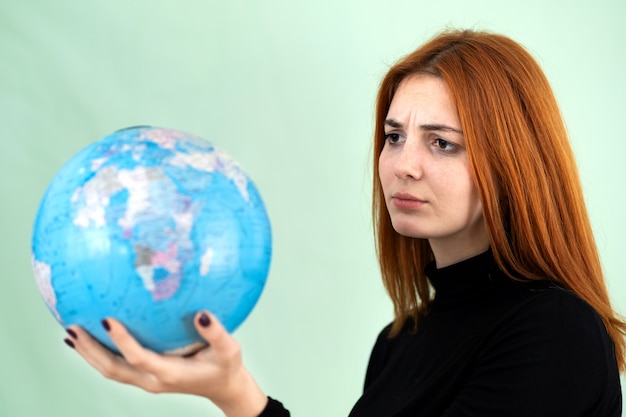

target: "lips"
[391,192,427,209]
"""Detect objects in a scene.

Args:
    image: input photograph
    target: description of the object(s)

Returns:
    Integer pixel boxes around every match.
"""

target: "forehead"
[387,74,460,125]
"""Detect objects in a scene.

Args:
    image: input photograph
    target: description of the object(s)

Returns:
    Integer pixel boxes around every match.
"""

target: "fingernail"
[101,319,111,332]
[198,313,211,328]
[66,328,78,340]
[64,338,75,349]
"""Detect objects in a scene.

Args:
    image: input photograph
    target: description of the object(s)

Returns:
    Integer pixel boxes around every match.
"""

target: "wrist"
[216,368,268,417]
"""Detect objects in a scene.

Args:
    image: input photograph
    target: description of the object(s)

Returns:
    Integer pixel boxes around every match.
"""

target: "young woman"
[65,29,625,416]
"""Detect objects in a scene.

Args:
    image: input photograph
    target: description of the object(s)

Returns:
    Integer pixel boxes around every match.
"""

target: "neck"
[429,232,490,268]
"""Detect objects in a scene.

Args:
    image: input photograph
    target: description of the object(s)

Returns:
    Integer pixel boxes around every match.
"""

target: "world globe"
[31,126,272,355]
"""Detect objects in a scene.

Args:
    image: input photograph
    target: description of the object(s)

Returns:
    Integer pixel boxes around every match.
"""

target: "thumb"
[193,313,265,415]
[194,311,237,355]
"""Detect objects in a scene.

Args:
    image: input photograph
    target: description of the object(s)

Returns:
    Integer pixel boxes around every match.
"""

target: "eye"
[434,138,458,153]
[384,133,404,144]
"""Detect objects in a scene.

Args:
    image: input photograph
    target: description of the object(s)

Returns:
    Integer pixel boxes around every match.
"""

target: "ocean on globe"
[31,126,272,355]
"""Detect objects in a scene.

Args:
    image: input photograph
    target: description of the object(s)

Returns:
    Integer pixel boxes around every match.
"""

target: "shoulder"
[486,282,614,360]
[362,320,408,389]
[366,322,394,367]
[451,284,623,416]
[479,284,620,406]
[502,283,609,341]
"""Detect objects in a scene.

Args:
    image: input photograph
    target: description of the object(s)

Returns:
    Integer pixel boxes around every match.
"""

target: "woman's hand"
[64,311,268,417]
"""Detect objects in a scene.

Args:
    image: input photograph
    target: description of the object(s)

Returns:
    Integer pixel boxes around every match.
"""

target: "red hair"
[372,29,626,372]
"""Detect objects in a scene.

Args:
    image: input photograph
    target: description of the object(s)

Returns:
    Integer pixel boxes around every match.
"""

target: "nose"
[394,141,423,180]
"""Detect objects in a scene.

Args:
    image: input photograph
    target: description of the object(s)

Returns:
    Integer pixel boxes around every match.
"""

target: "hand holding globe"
[65,311,270,417]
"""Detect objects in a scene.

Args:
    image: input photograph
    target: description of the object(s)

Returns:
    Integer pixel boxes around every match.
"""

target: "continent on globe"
[31,126,272,355]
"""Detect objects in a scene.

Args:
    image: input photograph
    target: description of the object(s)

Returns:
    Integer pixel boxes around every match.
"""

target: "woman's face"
[378,74,489,266]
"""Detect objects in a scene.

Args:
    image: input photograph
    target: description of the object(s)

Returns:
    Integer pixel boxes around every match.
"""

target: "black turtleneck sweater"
[261,251,622,416]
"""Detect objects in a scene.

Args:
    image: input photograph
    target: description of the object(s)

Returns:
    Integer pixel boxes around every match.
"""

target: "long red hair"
[372,29,626,372]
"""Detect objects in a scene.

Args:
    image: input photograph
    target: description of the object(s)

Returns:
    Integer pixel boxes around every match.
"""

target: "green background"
[1,0,624,415]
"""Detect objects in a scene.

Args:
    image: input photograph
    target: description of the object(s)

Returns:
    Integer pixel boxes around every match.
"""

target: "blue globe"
[31,126,272,355]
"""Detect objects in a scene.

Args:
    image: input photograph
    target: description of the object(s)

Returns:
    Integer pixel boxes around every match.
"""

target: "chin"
[390,222,430,239]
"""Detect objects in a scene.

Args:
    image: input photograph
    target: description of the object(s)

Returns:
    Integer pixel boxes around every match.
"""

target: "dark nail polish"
[64,338,75,349]
[66,328,78,340]
[101,319,111,332]
[198,313,211,328]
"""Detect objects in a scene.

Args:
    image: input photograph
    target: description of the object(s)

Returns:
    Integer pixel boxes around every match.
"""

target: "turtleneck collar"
[425,249,503,309]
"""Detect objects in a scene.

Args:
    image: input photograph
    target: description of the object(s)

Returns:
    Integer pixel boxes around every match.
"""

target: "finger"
[68,324,150,387]
[194,311,240,361]
[103,318,179,377]
[106,318,215,391]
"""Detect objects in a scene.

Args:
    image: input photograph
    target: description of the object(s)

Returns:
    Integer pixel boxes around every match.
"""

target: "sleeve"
[257,397,290,417]
[442,291,622,417]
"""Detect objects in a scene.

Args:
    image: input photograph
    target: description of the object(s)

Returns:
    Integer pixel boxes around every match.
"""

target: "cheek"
[462,182,484,219]
[440,166,481,208]
[377,155,391,191]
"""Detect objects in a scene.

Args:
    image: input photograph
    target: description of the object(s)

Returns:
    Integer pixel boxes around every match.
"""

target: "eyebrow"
[384,119,463,135]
